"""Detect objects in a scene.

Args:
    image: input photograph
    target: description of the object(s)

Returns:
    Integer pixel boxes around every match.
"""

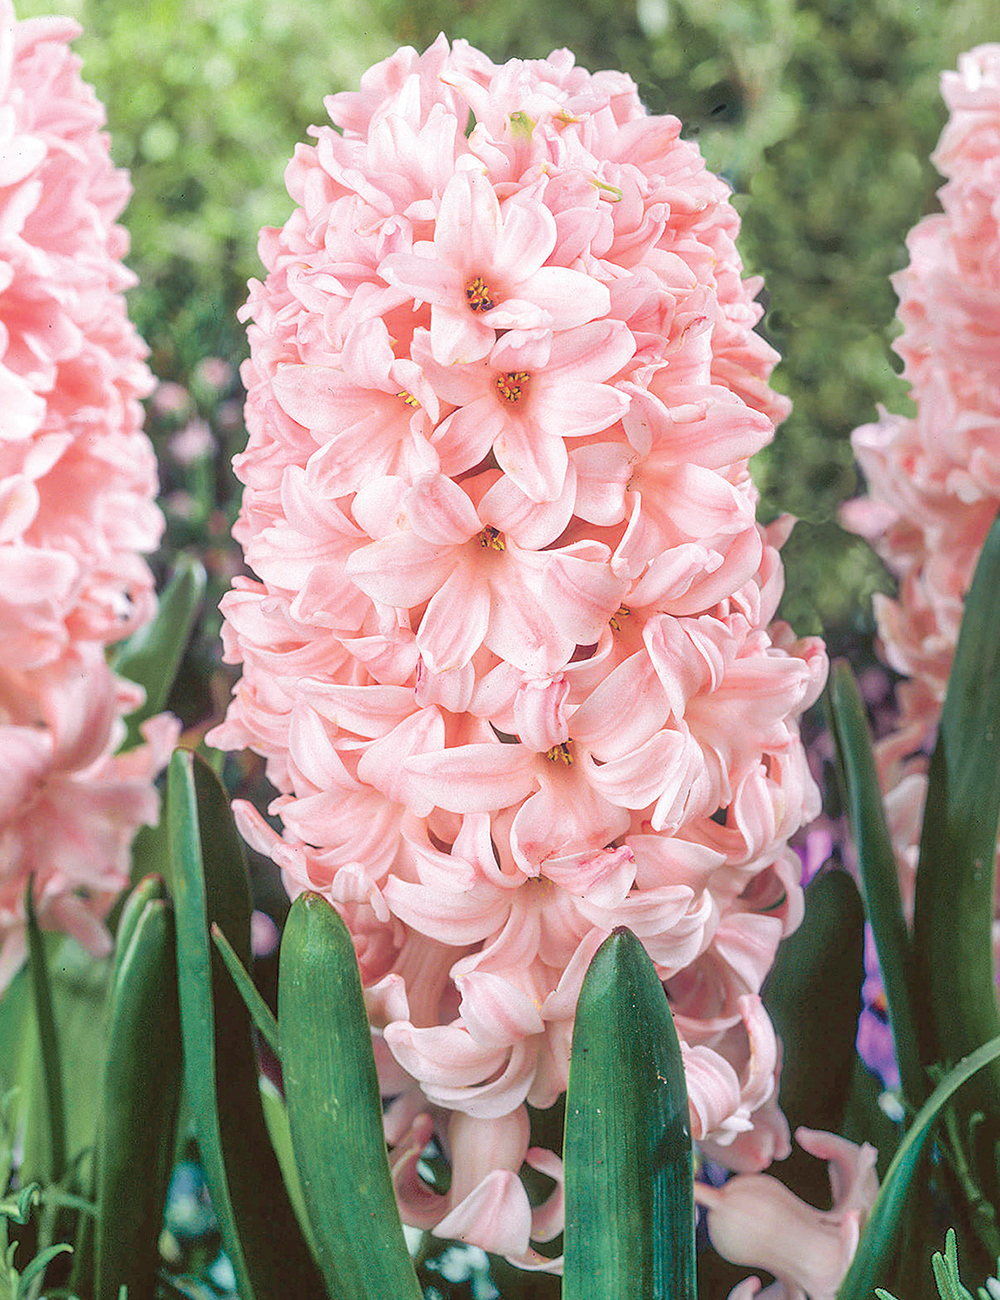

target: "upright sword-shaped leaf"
[279,892,423,1300]
[167,750,324,1300]
[94,886,182,1300]
[563,927,695,1300]
[914,514,1000,1121]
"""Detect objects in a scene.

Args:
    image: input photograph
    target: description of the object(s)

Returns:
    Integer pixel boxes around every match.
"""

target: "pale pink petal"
[417,561,492,672]
[347,532,454,606]
[493,415,568,502]
[404,742,537,813]
[406,472,482,545]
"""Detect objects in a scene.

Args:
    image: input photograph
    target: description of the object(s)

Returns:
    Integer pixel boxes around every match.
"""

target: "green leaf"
[112,553,205,749]
[16,937,111,1195]
[24,885,66,1183]
[827,660,924,1108]
[913,513,1000,1112]
[838,1035,1000,1300]
[563,927,695,1300]
[931,1230,974,1300]
[278,892,422,1300]
[16,1242,72,1298]
[210,924,279,1055]
[110,875,168,988]
[764,868,867,1202]
[258,1077,317,1257]
[167,750,324,1300]
[0,1187,39,1227]
[94,897,182,1300]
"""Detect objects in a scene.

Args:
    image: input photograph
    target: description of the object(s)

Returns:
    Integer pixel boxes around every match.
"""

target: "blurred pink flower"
[210,35,825,1268]
[0,0,177,984]
[193,355,236,393]
[695,1128,879,1300]
[169,417,215,466]
[841,46,1000,1073]
[844,46,1000,723]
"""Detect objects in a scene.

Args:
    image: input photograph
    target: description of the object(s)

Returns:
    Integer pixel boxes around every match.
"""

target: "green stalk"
[23,886,65,1184]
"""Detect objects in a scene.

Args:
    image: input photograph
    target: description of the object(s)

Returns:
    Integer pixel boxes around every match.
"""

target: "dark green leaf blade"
[112,553,206,748]
[563,927,695,1300]
[763,868,867,1203]
[914,512,1000,1108]
[210,923,279,1055]
[167,749,324,1300]
[827,659,924,1108]
[94,897,182,1300]
[278,892,422,1300]
[838,1035,1000,1300]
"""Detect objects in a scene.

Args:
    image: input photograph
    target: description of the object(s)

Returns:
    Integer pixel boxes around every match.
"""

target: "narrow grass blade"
[210,924,278,1055]
[827,660,924,1108]
[838,1035,1000,1300]
[112,554,206,749]
[258,1077,317,1257]
[914,513,1000,1109]
[167,750,324,1300]
[563,927,695,1300]
[279,892,422,1300]
[94,898,182,1300]
[24,885,65,1183]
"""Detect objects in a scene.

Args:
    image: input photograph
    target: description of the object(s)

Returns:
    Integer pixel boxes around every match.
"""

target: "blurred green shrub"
[373,0,996,634]
[16,0,395,378]
[15,0,996,642]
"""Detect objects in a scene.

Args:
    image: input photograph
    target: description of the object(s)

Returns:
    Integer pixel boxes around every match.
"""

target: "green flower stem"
[23,887,65,1184]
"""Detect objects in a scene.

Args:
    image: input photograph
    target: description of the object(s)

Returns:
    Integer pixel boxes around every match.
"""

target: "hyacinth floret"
[209,35,827,1268]
[0,0,178,987]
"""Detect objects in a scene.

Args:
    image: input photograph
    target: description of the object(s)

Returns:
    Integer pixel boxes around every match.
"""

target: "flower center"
[477,525,506,551]
[465,275,496,312]
[396,389,420,408]
[609,604,631,631]
[545,740,574,766]
[495,371,530,403]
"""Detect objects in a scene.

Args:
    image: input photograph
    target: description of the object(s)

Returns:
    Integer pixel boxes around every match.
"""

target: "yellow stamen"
[509,110,536,137]
[609,604,631,631]
[465,275,496,312]
[545,741,574,766]
[396,390,420,408]
[495,371,530,403]
[477,525,505,551]
[590,178,623,201]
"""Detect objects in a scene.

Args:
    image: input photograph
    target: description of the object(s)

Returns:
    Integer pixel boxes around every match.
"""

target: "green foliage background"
[17,0,998,668]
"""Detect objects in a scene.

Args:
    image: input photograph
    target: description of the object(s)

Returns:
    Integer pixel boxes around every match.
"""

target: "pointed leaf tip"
[564,927,695,1300]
